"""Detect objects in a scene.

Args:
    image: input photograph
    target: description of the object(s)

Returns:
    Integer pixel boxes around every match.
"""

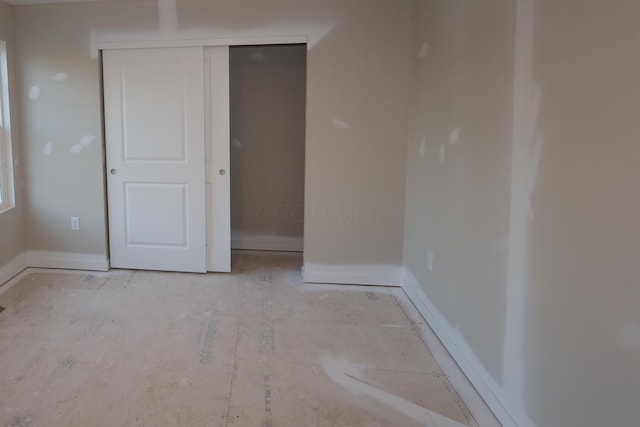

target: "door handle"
[110,169,117,175]
[219,169,226,176]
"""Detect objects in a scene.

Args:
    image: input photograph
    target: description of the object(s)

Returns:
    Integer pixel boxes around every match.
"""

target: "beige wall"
[14,0,411,278]
[403,0,515,387]
[229,44,306,249]
[523,1,640,426]
[15,1,156,257]
[0,1,26,268]
[404,1,640,426]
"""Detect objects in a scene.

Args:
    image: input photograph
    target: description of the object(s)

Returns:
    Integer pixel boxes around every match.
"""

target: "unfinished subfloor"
[0,252,498,427]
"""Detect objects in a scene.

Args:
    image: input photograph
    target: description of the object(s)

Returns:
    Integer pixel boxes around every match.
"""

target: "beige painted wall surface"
[16,2,158,256]
[0,1,26,268]
[16,0,411,271]
[523,1,640,426]
[404,1,640,426]
[403,0,515,384]
[229,44,305,246]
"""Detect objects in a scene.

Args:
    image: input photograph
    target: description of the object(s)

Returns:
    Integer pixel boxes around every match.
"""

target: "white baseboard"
[0,253,28,287]
[303,263,401,287]
[231,232,303,252]
[402,267,529,427]
[25,251,109,272]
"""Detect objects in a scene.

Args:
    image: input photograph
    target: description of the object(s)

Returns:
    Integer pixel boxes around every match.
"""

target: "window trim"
[0,39,15,213]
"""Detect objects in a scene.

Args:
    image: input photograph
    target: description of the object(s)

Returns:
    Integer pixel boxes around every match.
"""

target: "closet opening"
[229,44,307,254]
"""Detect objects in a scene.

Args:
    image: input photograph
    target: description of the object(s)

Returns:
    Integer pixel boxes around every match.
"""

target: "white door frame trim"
[96,35,308,51]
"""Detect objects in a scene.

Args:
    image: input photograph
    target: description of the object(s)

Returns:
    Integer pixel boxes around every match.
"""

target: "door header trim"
[96,35,308,52]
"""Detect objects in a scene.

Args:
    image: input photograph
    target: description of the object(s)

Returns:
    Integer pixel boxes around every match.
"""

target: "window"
[0,40,14,213]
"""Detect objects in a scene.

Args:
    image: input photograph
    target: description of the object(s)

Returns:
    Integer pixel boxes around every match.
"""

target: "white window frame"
[0,40,15,213]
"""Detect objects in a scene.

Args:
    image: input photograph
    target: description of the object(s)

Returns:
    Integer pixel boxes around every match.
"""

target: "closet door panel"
[104,47,207,272]
[204,46,231,272]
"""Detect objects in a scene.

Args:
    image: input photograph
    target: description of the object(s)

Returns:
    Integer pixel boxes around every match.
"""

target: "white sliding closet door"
[104,47,207,273]
[204,46,231,272]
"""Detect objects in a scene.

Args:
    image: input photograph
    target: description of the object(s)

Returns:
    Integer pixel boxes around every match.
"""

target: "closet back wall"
[230,45,306,252]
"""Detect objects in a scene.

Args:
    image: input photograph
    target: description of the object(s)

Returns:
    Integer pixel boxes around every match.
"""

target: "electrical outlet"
[71,216,80,231]
[427,251,434,272]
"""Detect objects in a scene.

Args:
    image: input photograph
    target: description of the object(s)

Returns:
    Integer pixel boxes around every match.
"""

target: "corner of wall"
[401,267,536,427]
[0,252,27,287]
[0,250,109,288]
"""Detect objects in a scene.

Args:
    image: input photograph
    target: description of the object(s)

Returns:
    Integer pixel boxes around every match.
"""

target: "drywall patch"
[232,138,243,149]
[332,119,351,130]
[42,142,54,156]
[158,0,178,33]
[419,136,427,158]
[448,127,461,146]
[438,144,446,164]
[503,4,547,426]
[69,134,97,154]
[79,134,96,147]
[28,85,40,100]
[418,41,430,58]
[525,118,543,220]
[251,51,266,62]
[51,72,67,82]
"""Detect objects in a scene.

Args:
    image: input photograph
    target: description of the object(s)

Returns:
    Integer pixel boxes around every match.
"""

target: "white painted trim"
[25,251,109,272]
[402,268,534,427]
[0,253,27,287]
[205,46,232,273]
[304,263,401,287]
[232,232,303,252]
[1,251,109,287]
[96,35,308,51]
[390,287,501,427]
